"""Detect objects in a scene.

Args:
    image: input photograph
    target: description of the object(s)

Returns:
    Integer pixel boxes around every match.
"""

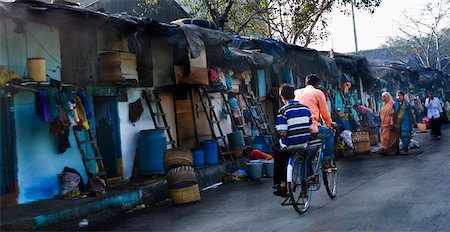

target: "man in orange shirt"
[295,74,335,169]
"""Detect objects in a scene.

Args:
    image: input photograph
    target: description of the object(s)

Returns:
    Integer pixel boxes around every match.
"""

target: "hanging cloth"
[75,92,93,120]
[129,98,144,125]
[35,90,51,123]
[73,96,90,130]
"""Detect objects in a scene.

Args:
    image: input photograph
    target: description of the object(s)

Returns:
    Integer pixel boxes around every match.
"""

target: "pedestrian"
[445,100,450,122]
[273,84,312,197]
[425,90,443,139]
[379,92,398,155]
[353,104,375,128]
[412,97,424,125]
[394,90,415,155]
[294,74,336,169]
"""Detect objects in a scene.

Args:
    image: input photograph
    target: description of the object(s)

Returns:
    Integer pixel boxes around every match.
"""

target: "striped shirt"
[276,100,312,149]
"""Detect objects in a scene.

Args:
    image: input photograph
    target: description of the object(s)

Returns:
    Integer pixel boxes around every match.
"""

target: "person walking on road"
[379,92,398,155]
[294,74,336,169]
[394,90,415,155]
[425,90,443,139]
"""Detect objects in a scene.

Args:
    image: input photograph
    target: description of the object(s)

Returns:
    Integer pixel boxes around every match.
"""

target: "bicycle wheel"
[288,155,312,214]
[322,163,338,199]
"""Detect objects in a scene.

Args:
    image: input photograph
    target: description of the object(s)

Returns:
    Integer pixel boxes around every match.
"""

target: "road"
[92,125,450,231]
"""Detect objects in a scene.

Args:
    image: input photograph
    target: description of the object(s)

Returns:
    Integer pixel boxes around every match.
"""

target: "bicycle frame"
[286,145,324,183]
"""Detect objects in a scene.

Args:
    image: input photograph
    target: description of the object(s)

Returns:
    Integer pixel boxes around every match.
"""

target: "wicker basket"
[352,132,371,154]
[164,148,193,169]
[166,166,198,189]
[169,184,201,205]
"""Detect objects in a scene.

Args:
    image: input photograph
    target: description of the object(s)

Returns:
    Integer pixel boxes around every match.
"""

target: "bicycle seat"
[285,143,309,153]
[308,134,323,149]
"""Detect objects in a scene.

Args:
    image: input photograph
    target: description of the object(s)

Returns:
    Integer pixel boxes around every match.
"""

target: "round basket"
[166,166,198,189]
[169,184,201,205]
[164,148,193,169]
[352,132,371,154]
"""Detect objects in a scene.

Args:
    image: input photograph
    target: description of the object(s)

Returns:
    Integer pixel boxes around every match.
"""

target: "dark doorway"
[93,96,122,178]
[0,94,18,205]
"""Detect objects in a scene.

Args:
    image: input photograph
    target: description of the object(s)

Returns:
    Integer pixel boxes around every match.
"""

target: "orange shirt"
[294,85,332,133]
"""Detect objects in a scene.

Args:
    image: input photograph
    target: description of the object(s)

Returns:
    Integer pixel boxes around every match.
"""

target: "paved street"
[92,125,450,231]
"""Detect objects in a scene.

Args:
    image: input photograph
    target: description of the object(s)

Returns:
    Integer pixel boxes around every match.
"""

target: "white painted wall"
[0,19,61,81]
[117,88,155,180]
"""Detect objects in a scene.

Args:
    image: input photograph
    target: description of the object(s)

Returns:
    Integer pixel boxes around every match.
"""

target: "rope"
[26,27,61,65]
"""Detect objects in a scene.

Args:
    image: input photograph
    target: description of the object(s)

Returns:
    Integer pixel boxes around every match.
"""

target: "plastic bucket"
[417,123,426,133]
[201,140,218,165]
[227,131,245,148]
[254,136,271,153]
[253,143,263,152]
[263,160,274,178]
[246,161,263,179]
[192,148,204,167]
[27,57,46,82]
[138,129,167,174]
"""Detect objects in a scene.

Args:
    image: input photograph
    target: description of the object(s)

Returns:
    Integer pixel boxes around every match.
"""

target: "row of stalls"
[0,0,394,205]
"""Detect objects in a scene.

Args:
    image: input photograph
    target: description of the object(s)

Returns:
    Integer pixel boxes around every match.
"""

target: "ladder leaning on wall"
[196,87,233,162]
[142,90,176,149]
[73,129,108,193]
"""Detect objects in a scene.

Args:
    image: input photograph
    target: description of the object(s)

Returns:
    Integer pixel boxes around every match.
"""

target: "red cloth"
[251,149,266,160]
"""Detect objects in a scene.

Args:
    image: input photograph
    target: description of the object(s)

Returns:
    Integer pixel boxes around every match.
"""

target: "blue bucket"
[138,129,167,174]
[192,149,204,167]
[254,136,271,153]
[227,131,245,149]
[201,140,218,165]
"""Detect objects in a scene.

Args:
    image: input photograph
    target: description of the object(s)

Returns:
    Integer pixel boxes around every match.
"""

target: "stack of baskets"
[352,131,371,155]
[366,127,379,146]
[97,52,123,83]
[164,148,201,205]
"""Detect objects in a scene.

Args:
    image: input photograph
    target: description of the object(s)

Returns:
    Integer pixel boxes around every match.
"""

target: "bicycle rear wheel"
[288,155,312,214]
[323,163,338,199]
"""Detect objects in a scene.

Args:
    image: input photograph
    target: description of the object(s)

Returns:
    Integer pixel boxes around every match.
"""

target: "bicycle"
[281,136,338,214]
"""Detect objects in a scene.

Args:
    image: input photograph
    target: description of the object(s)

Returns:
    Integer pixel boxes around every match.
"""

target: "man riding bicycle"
[295,74,336,170]
[273,84,312,197]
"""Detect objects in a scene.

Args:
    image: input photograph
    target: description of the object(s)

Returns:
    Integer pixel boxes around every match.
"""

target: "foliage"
[382,0,450,70]
[180,0,381,46]
[134,0,381,46]
[133,0,161,17]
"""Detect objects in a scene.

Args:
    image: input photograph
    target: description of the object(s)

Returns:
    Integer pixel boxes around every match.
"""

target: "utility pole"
[350,0,359,52]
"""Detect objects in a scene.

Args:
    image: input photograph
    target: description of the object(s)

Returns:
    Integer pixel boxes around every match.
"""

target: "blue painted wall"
[0,19,61,81]
[257,69,266,97]
[14,92,87,204]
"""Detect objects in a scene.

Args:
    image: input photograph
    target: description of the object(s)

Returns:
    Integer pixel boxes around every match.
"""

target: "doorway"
[93,96,122,178]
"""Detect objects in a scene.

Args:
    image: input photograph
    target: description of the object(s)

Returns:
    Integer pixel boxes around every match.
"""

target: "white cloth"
[425,97,443,119]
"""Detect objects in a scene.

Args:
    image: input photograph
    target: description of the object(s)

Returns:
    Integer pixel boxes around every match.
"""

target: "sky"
[309,0,428,53]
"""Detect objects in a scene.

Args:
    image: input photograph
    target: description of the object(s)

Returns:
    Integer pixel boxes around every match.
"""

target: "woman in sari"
[380,92,398,155]
[394,90,415,155]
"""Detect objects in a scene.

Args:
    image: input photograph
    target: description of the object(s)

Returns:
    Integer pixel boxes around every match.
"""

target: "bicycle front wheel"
[323,166,338,199]
[288,155,312,214]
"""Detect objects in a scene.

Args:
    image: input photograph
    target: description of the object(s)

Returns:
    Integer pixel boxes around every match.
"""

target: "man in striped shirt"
[273,84,312,197]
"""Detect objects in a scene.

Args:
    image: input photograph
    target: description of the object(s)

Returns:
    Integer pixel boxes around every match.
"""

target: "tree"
[383,0,450,70]
[181,0,381,46]
[135,0,381,46]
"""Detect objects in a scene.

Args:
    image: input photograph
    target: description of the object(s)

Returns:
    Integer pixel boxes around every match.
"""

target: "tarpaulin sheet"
[180,24,231,58]
[227,47,273,67]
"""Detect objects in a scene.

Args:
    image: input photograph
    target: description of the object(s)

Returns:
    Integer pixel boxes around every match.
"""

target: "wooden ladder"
[142,90,176,149]
[196,87,233,162]
[242,93,276,154]
[73,129,108,192]
[220,91,246,136]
